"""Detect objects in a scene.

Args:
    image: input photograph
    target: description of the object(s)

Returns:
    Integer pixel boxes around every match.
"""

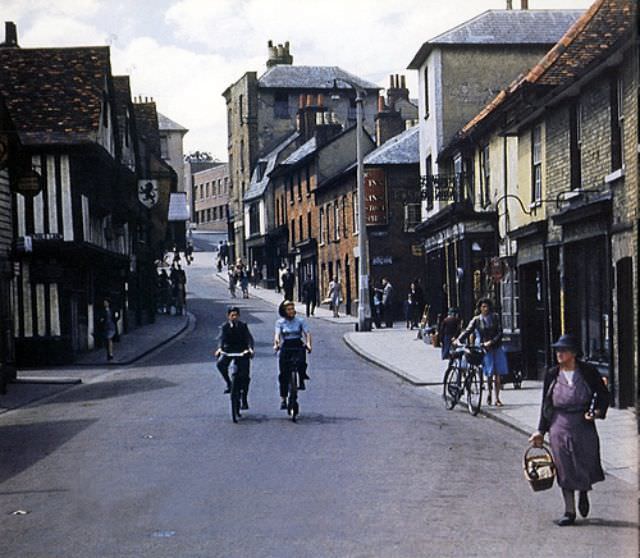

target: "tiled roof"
[457,0,635,139]
[133,102,161,156]
[280,136,317,166]
[158,112,188,133]
[258,66,380,90]
[0,46,111,145]
[364,126,419,165]
[244,132,300,202]
[408,9,583,69]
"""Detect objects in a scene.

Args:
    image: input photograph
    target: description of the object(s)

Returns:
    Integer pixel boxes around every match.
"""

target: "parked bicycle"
[442,344,485,416]
[219,350,251,423]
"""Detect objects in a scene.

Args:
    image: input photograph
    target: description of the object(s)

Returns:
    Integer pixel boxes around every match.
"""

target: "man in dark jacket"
[215,306,254,409]
[302,276,317,317]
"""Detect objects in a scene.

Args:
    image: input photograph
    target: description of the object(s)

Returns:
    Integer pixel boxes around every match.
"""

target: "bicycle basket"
[523,445,556,492]
[465,347,485,366]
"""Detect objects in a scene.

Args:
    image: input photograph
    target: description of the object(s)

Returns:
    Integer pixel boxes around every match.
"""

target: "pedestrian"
[371,284,383,328]
[455,298,508,406]
[412,279,425,327]
[220,240,229,265]
[439,307,461,360]
[157,269,171,314]
[327,276,342,318]
[185,242,194,265]
[216,256,223,273]
[228,267,237,298]
[215,306,254,411]
[529,334,609,527]
[381,278,394,328]
[282,268,295,301]
[251,261,260,289]
[235,260,249,299]
[277,263,287,295]
[302,276,317,317]
[404,283,422,329]
[98,298,118,361]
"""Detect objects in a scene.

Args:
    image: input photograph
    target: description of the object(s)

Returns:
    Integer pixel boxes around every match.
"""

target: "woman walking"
[455,298,508,406]
[98,298,118,361]
[327,277,342,318]
[529,334,609,526]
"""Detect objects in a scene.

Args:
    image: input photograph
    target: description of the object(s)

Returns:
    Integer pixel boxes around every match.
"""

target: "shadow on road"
[0,419,97,484]
[38,377,178,405]
[582,518,639,529]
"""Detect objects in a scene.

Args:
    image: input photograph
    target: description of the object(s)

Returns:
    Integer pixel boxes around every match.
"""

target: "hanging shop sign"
[138,179,159,209]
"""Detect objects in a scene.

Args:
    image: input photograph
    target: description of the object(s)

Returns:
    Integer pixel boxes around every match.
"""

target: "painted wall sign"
[372,255,393,266]
[364,168,387,226]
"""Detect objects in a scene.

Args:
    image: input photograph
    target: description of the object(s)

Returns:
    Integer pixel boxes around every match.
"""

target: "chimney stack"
[1,22,18,48]
[520,0,529,8]
[266,40,293,68]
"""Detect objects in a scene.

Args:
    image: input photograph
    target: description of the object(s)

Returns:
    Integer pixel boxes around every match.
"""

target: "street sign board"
[364,168,387,226]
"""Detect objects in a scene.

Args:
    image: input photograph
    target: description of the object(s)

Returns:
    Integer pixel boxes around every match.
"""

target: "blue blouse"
[275,316,310,340]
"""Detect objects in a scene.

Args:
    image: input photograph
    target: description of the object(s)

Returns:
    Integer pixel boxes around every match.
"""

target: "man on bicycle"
[215,306,254,410]
[273,300,312,410]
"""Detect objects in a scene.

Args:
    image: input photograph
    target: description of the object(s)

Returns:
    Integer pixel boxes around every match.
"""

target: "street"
[0,250,637,558]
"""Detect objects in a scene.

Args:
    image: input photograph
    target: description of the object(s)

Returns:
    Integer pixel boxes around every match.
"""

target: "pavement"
[0,243,636,557]
[1,310,190,416]
[344,327,639,487]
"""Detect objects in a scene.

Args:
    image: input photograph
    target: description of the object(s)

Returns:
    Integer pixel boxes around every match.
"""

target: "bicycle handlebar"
[219,350,251,357]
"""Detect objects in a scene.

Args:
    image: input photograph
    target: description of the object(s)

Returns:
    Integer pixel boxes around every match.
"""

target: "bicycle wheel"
[466,365,484,416]
[288,369,299,422]
[442,361,462,410]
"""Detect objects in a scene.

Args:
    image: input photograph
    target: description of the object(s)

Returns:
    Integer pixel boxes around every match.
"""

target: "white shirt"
[560,370,575,386]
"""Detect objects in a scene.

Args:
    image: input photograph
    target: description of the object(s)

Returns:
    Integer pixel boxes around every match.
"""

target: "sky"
[1,0,593,159]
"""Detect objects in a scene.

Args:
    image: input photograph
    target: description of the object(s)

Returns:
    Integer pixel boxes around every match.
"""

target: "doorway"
[616,257,634,408]
[520,262,547,380]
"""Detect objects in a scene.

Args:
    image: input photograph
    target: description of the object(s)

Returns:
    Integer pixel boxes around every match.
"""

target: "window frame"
[531,125,542,205]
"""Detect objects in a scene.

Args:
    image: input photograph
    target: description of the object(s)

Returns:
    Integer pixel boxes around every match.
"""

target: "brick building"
[315,124,422,317]
[193,163,230,232]
[437,0,638,407]
[270,97,372,300]
[223,41,380,261]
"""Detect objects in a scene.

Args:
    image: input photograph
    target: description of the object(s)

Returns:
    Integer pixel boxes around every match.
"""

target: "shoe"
[487,393,492,406]
[280,400,287,410]
[555,513,576,526]
[578,492,590,518]
[298,381,306,391]
[241,401,249,410]
[224,386,231,394]
[107,355,114,361]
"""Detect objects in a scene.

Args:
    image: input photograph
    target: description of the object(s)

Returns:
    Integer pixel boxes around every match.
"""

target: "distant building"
[223,40,380,261]
[193,163,230,232]
[158,112,188,193]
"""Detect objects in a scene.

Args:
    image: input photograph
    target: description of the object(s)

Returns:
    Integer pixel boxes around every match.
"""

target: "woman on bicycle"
[455,298,508,407]
[274,300,312,410]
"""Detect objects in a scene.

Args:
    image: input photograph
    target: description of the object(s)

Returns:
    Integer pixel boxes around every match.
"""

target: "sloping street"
[0,247,636,558]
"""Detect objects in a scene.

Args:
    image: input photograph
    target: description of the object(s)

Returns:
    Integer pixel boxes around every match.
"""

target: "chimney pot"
[389,74,394,89]
[317,93,324,107]
[400,75,406,89]
[268,39,273,47]
[377,95,385,113]
[299,94,306,109]
[306,94,314,107]
[520,0,528,8]
[506,0,513,8]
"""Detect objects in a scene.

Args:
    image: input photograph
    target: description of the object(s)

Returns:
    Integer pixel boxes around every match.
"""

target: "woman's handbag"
[523,444,556,492]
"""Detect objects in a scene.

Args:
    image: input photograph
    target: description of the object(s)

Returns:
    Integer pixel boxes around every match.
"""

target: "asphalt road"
[0,254,637,558]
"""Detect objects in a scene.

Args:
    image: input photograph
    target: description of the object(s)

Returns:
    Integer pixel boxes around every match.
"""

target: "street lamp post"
[332,78,371,331]
[354,88,372,332]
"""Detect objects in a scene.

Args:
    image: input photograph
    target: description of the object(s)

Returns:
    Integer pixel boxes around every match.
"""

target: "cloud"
[1,0,101,21]
[111,37,251,159]
[20,15,108,47]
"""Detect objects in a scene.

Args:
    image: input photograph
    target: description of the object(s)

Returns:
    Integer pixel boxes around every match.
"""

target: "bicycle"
[278,346,306,422]
[442,344,485,416]
[219,350,251,423]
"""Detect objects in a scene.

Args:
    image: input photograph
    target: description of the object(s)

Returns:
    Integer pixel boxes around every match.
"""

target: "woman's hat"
[551,334,581,354]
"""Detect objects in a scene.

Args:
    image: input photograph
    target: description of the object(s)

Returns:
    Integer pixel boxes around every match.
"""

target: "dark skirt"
[549,410,605,491]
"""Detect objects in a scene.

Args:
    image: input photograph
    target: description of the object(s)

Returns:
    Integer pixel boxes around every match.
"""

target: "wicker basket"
[523,444,556,492]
